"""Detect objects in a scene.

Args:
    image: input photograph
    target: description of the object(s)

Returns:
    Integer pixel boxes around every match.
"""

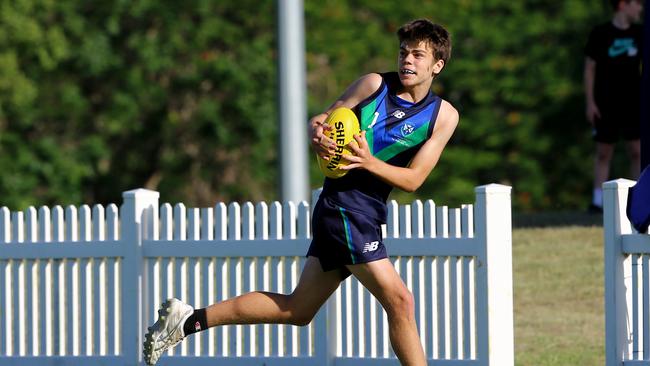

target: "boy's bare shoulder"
[356,73,383,93]
[437,99,459,128]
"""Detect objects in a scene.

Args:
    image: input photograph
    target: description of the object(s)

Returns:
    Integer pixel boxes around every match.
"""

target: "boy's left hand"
[340,130,377,171]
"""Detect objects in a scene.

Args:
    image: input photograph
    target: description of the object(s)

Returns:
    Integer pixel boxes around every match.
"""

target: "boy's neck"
[612,12,631,29]
[398,82,433,104]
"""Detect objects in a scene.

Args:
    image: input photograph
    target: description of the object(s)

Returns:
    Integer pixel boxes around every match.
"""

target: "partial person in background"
[584,0,644,213]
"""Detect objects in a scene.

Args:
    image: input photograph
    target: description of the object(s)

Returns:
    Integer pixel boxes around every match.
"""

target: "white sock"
[592,188,603,207]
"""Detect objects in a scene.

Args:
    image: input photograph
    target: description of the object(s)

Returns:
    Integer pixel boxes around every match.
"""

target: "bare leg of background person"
[626,139,641,179]
[347,259,426,366]
[204,257,345,327]
[593,142,615,208]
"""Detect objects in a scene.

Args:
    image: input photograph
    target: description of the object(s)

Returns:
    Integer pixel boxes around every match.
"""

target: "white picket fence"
[0,184,514,366]
[605,179,650,365]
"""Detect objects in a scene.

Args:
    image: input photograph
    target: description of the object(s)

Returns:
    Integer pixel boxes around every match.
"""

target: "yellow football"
[317,107,361,179]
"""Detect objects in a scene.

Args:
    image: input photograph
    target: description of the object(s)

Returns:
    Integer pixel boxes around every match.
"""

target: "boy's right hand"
[586,101,601,126]
[309,114,336,160]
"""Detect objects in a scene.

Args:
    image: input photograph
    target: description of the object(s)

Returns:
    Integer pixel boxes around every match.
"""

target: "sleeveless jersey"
[320,72,443,222]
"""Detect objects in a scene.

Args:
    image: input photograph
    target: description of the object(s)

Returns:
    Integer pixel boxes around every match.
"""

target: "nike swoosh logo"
[608,44,637,57]
[609,46,627,57]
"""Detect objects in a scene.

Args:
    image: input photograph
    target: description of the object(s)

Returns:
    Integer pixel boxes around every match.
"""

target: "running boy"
[144,19,458,366]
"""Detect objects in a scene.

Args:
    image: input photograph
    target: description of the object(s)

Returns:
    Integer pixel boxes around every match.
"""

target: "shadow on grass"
[513,211,603,228]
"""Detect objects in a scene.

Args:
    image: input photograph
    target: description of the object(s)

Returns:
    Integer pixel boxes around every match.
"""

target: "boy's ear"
[432,59,445,76]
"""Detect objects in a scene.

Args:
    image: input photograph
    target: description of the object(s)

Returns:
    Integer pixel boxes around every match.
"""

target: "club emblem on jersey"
[392,110,406,119]
[401,123,415,137]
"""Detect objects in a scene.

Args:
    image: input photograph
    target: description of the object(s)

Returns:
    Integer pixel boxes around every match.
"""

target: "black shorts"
[593,102,640,143]
[307,196,388,273]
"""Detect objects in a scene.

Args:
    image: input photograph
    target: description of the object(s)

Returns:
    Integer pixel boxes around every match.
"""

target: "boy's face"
[397,40,445,87]
[620,0,643,22]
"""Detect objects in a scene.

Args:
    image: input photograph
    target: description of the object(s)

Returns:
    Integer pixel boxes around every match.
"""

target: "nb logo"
[362,241,380,253]
[392,110,405,119]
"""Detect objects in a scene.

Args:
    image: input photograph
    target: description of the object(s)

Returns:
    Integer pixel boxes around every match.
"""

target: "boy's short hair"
[609,0,635,10]
[397,19,452,64]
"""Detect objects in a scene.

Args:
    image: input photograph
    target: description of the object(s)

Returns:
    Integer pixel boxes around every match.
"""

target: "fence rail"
[0,185,513,366]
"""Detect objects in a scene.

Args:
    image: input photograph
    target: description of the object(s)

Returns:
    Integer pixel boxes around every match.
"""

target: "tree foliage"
[305,0,612,210]
[0,0,277,209]
[0,0,615,210]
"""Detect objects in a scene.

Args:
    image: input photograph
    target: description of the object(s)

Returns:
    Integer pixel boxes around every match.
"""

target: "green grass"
[513,221,604,366]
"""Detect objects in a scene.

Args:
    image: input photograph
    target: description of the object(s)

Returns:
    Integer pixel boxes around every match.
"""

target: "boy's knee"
[289,313,314,327]
[385,287,415,318]
[596,150,612,163]
[628,147,641,161]
[286,294,317,326]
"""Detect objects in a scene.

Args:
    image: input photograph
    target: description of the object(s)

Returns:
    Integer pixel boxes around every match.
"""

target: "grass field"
[513,215,604,366]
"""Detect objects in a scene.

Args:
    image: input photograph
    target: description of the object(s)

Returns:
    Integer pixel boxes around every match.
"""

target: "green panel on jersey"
[360,101,377,153]
[360,100,377,129]
[374,123,430,162]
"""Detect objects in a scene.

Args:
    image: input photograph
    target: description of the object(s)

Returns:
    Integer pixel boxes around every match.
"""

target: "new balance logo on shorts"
[362,241,379,253]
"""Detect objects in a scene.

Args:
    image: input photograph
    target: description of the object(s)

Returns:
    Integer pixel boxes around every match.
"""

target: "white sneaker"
[143,298,194,365]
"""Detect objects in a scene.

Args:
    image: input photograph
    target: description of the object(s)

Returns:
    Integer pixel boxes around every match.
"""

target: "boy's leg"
[205,256,346,326]
[346,258,426,366]
[144,257,345,365]
[592,142,614,209]
[626,139,641,179]
[594,142,614,189]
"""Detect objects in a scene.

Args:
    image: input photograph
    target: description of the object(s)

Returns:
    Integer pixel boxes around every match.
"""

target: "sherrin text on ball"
[317,107,360,178]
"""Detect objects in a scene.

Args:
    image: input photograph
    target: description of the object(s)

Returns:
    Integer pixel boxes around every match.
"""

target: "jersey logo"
[362,241,380,253]
[392,110,405,119]
[608,38,637,57]
[368,112,380,129]
[401,123,415,137]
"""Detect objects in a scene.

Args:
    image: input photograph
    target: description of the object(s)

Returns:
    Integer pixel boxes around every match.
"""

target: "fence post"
[310,187,335,366]
[121,189,160,366]
[311,188,322,215]
[604,179,635,365]
[313,297,336,366]
[474,184,513,366]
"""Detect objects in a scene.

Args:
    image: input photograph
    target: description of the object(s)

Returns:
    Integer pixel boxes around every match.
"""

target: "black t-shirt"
[585,22,642,104]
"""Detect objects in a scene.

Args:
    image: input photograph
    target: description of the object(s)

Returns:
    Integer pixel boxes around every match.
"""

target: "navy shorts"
[307,196,388,273]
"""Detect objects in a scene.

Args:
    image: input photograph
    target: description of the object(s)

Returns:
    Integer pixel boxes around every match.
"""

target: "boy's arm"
[584,57,600,125]
[309,73,383,159]
[341,100,459,192]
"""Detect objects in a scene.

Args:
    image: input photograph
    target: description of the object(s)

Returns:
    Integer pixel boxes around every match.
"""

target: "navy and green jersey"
[320,72,442,223]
